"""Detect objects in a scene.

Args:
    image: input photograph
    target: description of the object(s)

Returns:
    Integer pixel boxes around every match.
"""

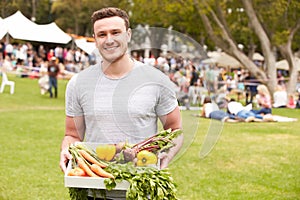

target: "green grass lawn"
[0,74,299,200]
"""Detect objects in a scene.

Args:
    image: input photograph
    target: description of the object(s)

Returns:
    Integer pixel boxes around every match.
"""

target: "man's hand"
[59,147,72,173]
[158,133,184,169]
[158,152,169,169]
[60,116,85,172]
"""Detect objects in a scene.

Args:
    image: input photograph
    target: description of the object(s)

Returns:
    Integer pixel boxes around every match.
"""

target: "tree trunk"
[242,0,277,95]
[195,0,268,87]
[277,20,300,94]
[278,45,298,95]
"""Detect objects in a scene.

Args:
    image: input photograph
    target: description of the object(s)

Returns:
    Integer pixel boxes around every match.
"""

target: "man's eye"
[97,33,106,38]
[112,31,120,35]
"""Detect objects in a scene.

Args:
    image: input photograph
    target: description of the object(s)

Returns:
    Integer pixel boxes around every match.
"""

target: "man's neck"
[101,54,134,79]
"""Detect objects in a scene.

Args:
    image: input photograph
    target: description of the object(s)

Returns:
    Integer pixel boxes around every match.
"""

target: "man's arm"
[159,106,183,169]
[59,115,85,172]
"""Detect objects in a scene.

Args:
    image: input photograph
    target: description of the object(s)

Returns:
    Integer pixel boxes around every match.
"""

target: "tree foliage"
[51,0,129,35]
[129,0,299,93]
[0,0,299,93]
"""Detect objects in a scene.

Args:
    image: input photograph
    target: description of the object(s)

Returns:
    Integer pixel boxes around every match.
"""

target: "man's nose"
[105,34,114,43]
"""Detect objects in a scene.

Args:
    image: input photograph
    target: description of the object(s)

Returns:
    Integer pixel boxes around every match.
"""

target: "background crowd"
[1,41,300,110]
[0,41,95,80]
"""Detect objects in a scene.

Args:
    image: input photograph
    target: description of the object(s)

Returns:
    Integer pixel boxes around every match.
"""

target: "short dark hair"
[91,7,130,30]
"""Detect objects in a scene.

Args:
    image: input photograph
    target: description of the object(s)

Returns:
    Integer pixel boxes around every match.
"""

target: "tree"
[51,0,129,36]
[258,0,300,94]
[129,0,300,95]
[195,0,300,94]
[130,0,205,44]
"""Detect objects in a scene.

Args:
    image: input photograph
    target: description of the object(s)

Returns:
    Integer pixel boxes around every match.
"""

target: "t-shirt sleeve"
[155,76,178,116]
[65,74,84,116]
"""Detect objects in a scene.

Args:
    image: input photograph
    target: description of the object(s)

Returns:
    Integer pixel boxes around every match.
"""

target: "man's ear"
[127,28,132,42]
[93,34,98,47]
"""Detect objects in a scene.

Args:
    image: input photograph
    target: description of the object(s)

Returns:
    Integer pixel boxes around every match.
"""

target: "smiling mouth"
[104,46,118,51]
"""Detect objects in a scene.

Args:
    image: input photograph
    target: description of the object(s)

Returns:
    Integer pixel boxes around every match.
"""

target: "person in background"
[252,84,272,115]
[205,65,217,95]
[189,65,199,87]
[201,96,242,122]
[48,57,59,98]
[272,85,287,108]
[227,99,264,122]
[296,88,300,109]
[59,7,183,200]
[38,59,49,95]
[0,42,5,61]
[286,94,296,108]
[244,71,258,104]
[228,99,277,122]
[5,42,13,59]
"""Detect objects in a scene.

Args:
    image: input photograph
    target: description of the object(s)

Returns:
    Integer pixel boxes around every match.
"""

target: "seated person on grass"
[201,96,243,122]
[227,99,275,122]
[273,85,287,108]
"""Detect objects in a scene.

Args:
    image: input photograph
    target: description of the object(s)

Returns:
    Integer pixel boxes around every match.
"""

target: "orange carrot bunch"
[67,144,114,179]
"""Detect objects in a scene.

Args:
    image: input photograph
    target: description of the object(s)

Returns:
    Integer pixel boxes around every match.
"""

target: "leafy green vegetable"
[104,162,179,200]
[132,129,183,154]
[69,162,179,199]
[69,188,87,200]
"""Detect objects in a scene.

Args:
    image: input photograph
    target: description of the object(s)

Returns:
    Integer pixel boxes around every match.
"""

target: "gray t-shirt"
[65,60,178,144]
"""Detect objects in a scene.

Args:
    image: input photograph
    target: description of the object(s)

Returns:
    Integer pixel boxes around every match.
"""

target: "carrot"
[77,157,99,177]
[90,164,115,179]
[78,149,107,168]
[67,167,87,176]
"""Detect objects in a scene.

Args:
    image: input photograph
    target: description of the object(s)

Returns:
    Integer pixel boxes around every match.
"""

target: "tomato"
[136,150,158,167]
[67,167,86,176]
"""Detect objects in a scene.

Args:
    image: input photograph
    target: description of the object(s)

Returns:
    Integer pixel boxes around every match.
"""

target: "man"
[244,71,259,104]
[48,57,59,98]
[59,7,183,199]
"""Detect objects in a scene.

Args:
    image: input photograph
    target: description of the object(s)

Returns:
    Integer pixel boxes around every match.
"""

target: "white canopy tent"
[276,57,300,71]
[202,51,243,68]
[75,39,96,55]
[2,11,37,41]
[202,51,266,68]
[1,11,71,44]
[35,22,72,44]
[0,17,8,39]
[74,38,102,64]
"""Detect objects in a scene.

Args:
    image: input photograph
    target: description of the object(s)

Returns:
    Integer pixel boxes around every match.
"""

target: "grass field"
[0,74,300,200]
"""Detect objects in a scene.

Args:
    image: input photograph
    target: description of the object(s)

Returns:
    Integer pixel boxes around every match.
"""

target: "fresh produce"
[133,129,182,153]
[113,128,183,164]
[67,167,86,177]
[78,149,107,168]
[96,144,117,161]
[122,148,137,163]
[104,162,179,200]
[67,129,183,200]
[90,164,114,179]
[136,150,158,167]
[69,163,179,200]
[77,157,99,177]
[115,141,126,153]
[68,144,113,178]
[71,144,109,168]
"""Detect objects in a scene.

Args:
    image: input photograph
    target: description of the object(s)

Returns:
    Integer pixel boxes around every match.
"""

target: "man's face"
[93,16,131,63]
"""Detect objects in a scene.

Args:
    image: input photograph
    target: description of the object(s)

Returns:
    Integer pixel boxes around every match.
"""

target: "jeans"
[209,110,230,121]
[48,76,57,98]
[251,108,272,115]
[237,110,263,119]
